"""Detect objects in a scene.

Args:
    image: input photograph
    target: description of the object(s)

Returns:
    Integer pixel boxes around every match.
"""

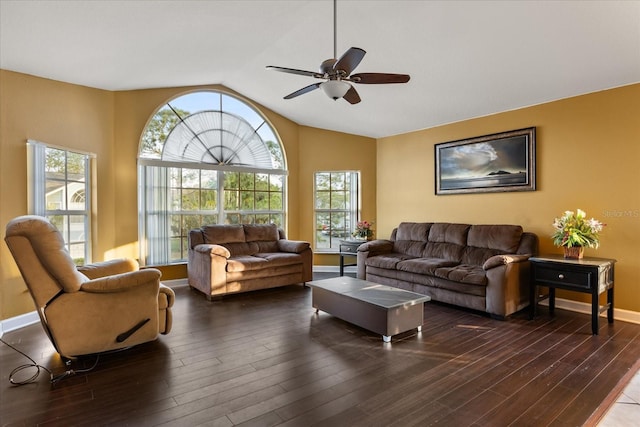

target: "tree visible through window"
[27,140,93,265]
[314,171,360,252]
[138,91,287,265]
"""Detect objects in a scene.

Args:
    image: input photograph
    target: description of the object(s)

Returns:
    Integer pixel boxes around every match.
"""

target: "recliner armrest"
[78,258,139,279]
[277,239,310,253]
[482,254,530,270]
[80,268,161,293]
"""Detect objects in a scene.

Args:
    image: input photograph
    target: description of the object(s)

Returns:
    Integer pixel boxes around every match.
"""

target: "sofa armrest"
[358,239,394,254]
[356,239,394,279]
[77,258,139,279]
[483,254,530,270]
[80,268,161,293]
[194,243,231,258]
[277,239,311,254]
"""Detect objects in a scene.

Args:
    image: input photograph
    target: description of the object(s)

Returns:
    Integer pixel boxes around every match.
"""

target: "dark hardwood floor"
[2,272,639,426]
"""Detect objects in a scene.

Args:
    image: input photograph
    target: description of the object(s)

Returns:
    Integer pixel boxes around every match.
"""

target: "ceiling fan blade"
[334,47,366,76]
[350,73,411,84]
[267,66,323,79]
[343,85,361,104]
[283,83,322,99]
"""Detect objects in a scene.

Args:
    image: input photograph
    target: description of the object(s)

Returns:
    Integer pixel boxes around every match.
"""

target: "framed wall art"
[435,127,536,195]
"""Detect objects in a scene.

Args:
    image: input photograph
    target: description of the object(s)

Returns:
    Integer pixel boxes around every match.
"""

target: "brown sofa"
[188,224,312,299]
[357,222,538,318]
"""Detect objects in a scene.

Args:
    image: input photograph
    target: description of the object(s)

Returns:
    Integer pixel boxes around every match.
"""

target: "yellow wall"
[377,84,640,312]
[0,70,116,319]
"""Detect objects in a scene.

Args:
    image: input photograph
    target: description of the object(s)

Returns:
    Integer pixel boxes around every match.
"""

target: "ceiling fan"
[266,0,410,104]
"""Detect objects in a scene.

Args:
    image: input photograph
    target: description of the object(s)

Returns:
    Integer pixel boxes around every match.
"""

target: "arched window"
[138,90,287,265]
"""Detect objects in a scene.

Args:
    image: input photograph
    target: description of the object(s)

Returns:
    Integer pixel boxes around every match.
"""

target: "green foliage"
[141,107,190,157]
[551,209,605,248]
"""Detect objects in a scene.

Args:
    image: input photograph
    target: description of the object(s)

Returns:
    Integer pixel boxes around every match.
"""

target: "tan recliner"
[4,215,175,359]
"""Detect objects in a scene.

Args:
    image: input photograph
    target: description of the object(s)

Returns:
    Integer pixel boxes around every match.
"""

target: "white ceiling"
[1,0,639,138]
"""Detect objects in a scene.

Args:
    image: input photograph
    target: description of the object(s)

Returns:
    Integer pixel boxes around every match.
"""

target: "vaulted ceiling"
[1,1,639,138]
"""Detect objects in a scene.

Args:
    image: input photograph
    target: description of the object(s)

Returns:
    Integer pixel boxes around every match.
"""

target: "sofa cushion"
[467,224,523,252]
[223,242,259,256]
[428,223,470,246]
[226,255,268,272]
[434,264,487,286]
[397,258,459,275]
[244,224,279,242]
[395,222,432,241]
[393,240,427,257]
[203,224,245,244]
[255,252,305,267]
[365,253,417,270]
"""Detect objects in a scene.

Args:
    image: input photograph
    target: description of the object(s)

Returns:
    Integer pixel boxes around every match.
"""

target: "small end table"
[529,255,616,335]
[339,239,366,276]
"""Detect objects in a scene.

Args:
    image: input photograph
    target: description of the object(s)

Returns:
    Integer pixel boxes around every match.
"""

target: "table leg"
[339,255,345,276]
[607,287,614,324]
[549,288,556,315]
[591,287,599,335]
[529,284,536,320]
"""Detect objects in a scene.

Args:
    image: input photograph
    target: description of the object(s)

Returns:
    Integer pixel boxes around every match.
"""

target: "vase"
[563,246,584,259]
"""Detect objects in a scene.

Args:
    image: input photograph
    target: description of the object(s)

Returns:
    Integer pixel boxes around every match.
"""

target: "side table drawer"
[534,266,591,289]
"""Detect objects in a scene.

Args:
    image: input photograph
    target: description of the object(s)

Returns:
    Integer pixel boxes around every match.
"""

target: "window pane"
[66,152,85,177]
[201,169,217,189]
[330,191,346,209]
[45,147,65,174]
[240,191,254,210]
[255,192,269,210]
[255,173,269,191]
[68,243,85,265]
[316,191,330,209]
[270,174,283,191]
[270,192,282,210]
[239,173,254,190]
[255,214,269,224]
[181,189,199,211]
[224,189,238,210]
[224,172,239,189]
[201,189,217,209]
[182,169,199,188]
[331,173,346,190]
[169,168,181,187]
[69,215,85,243]
[202,214,217,225]
[316,172,330,190]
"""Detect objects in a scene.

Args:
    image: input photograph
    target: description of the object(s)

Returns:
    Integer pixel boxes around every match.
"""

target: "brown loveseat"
[357,222,538,318]
[188,224,312,299]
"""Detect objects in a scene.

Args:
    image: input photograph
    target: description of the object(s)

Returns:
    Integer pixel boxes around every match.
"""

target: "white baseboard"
[0,311,40,338]
[539,297,640,325]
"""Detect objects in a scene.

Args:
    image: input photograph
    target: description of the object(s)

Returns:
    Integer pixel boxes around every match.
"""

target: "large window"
[27,140,93,265]
[314,171,360,252]
[138,91,286,265]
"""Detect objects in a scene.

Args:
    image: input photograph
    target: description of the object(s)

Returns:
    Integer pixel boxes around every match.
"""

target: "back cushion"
[395,222,432,241]
[393,223,431,257]
[467,225,523,252]
[244,224,279,242]
[461,225,523,266]
[224,242,259,256]
[203,225,245,244]
[423,223,470,262]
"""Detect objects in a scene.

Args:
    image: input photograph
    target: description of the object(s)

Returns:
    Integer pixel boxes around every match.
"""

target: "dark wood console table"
[339,240,365,276]
[529,255,616,335]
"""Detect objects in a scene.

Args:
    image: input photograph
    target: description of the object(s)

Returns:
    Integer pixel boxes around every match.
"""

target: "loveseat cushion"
[244,224,279,242]
[224,242,259,256]
[226,255,268,272]
[255,252,306,267]
[203,224,245,244]
[395,222,432,241]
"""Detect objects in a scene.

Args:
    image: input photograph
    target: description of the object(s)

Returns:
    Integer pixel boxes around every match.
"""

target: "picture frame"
[435,127,536,195]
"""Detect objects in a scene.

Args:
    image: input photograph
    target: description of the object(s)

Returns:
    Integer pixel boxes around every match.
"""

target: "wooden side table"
[529,255,616,335]
[338,240,365,276]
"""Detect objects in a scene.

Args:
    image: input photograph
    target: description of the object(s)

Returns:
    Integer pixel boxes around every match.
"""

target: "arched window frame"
[137,90,287,266]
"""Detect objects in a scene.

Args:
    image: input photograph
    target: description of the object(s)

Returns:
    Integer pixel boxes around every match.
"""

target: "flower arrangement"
[352,220,374,240]
[552,209,605,249]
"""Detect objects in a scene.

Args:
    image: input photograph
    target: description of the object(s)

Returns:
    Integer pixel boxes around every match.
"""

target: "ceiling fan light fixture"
[321,80,350,100]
